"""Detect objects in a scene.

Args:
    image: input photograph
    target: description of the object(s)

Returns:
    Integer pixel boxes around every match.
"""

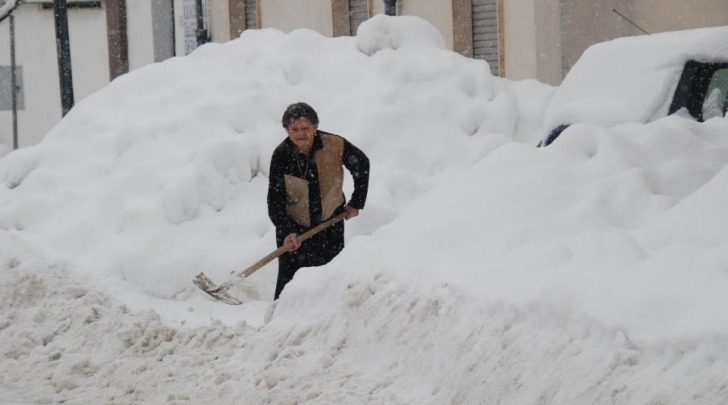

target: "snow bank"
[0,15,526,324]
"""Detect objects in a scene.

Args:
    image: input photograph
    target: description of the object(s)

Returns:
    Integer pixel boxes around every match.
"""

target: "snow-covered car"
[540,26,728,147]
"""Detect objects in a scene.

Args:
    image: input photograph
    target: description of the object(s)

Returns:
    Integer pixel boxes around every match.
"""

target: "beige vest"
[284,133,345,227]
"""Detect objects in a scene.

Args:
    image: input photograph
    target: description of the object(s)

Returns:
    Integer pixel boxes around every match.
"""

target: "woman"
[267,102,370,299]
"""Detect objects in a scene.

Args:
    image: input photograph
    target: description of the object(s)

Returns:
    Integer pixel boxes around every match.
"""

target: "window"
[182,0,211,54]
[472,0,500,76]
[669,60,728,121]
[349,0,368,36]
[244,0,258,30]
[702,68,728,120]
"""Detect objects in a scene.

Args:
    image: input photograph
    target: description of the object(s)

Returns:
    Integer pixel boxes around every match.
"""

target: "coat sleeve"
[342,139,370,210]
[267,148,304,235]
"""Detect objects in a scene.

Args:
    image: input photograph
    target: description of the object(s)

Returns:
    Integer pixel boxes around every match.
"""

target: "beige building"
[0,0,726,148]
[209,0,727,86]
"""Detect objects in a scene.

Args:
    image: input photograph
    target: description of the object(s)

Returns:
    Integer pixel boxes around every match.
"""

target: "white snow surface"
[2,15,728,404]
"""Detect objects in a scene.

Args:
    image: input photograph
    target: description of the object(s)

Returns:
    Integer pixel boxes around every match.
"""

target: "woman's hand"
[284,233,301,251]
[344,205,359,220]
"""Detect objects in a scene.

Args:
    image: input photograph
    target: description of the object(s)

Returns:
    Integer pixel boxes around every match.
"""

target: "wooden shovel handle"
[238,212,348,278]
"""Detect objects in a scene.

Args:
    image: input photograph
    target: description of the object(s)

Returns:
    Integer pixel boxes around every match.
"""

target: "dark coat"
[267,130,369,267]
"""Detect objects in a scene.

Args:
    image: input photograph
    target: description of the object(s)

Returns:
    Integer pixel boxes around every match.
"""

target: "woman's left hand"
[344,205,359,220]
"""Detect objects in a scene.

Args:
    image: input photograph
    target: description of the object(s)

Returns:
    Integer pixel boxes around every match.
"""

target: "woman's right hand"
[284,233,301,251]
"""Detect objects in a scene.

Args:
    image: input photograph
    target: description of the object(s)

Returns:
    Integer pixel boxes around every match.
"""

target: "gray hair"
[281,102,319,129]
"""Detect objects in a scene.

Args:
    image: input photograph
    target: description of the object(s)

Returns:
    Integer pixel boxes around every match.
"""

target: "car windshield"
[702,67,728,120]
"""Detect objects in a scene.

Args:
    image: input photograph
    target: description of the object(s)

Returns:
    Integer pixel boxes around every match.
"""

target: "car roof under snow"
[543,25,728,132]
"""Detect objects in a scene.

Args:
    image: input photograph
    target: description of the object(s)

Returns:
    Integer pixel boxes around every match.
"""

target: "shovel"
[193,212,347,305]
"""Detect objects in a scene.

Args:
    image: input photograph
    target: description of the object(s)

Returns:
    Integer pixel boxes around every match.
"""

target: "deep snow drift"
[1,15,728,404]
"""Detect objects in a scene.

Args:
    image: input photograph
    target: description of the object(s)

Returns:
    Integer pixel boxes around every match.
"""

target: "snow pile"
[2,15,728,404]
[355,14,447,55]
[0,15,524,324]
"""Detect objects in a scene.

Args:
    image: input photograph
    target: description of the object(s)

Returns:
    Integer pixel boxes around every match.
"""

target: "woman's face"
[287,117,316,154]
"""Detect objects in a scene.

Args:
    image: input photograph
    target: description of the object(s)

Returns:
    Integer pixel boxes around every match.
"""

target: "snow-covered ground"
[2,15,728,404]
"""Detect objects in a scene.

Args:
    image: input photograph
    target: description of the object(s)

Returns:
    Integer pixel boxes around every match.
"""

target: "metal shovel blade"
[193,272,243,305]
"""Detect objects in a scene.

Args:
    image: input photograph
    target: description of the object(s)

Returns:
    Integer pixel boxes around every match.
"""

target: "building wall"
[512,0,728,85]
[152,0,176,62]
[0,1,173,148]
[401,1,453,50]
[127,0,155,70]
[558,0,633,77]
[371,0,454,50]
[0,4,109,148]
[532,0,561,85]
[260,0,333,35]
[209,0,232,42]
[502,0,536,82]
[631,0,728,33]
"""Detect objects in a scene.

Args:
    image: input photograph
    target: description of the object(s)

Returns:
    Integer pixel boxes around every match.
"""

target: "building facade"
[0,0,726,148]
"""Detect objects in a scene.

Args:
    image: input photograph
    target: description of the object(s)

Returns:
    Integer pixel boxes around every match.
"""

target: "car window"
[669,61,728,122]
[702,68,728,120]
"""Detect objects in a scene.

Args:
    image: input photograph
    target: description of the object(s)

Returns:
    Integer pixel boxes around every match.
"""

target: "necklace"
[295,152,309,178]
